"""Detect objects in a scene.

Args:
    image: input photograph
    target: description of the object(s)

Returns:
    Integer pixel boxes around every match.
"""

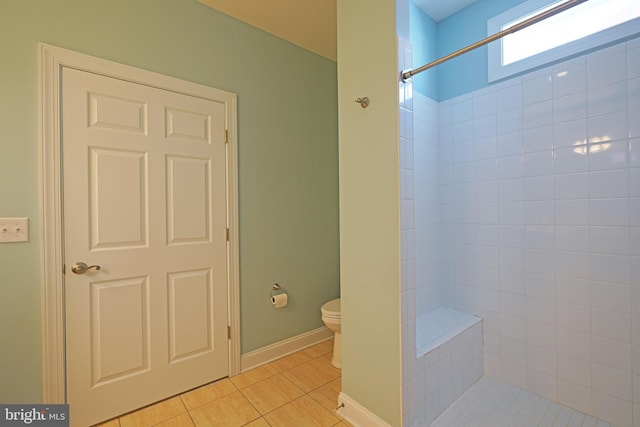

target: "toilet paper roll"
[271,293,288,308]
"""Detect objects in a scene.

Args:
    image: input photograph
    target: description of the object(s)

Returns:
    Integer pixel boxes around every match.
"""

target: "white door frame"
[38,43,241,403]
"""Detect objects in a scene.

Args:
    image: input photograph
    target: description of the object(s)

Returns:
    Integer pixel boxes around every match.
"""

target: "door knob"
[71,262,101,275]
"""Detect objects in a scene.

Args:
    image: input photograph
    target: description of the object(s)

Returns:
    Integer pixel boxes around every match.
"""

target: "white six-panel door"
[62,67,229,426]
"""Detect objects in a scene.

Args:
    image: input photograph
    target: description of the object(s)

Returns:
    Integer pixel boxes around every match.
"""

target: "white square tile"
[631,227,640,256]
[629,46,640,80]
[557,276,591,306]
[454,165,473,187]
[500,247,525,271]
[474,91,497,117]
[526,296,556,324]
[631,314,640,344]
[523,75,553,105]
[524,150,554,177]
[497,131,523,158]
[554,146,588,174]
[453,120,473,143]
[590,253,630,284]
[526,367,557,401]
[524,200,555,225]
[498,155,524,179]
[631,142,640,169]
[527,319,557,351]
[588,110,628,143]
[589,140,629,171]
[452,97,473,123]
[592,334,632,371]
[497,107,523,134]
[553,62,587,97]
[523,125,553,153]
[453,140,473,163]
[587,50,627,89]
[557,327,591,359]
[476,244,499,268]
[525,248,556,274]
[439,103,453,127]
[592,390,633,426]
[554,118,587,148]
[499,223,525,248]
[499,360,528,389]
[554,91,588,123]
[632,257,640,286]
[475,180,498,203]
[589,198,629,226]
[475,159,498,181]
[499,178,523,202]
[525,225,555,250]
[588,81,628,117]
[589,169,629,199]
[501,336,527,365]
[591,307,631,343]
[497,84,523,113]
[557,378,592,415]
[524,100,553,129]
[475,136,497,160]
[499,201,524,225]
[500,314,526,340]
[629,78,640,138]
[500,291,526,318]
[590,226,630,256]
[556,226,589,253]
[474,115,497,139]
[555,173,588,199]
[556,199,590,225]
[557,353,591,386]
[591,362,632,401]
[557,302,591,333]
[478,288,500,312]
[631,198,640,227]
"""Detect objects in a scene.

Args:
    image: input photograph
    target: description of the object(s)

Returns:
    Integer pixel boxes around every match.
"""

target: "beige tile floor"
[95,339,351,427]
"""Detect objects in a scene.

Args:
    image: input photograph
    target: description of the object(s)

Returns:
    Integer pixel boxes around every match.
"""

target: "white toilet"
[321,298,341,368]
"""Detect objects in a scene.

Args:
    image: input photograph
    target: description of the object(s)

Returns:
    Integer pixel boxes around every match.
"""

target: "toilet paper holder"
[271,283,282,297]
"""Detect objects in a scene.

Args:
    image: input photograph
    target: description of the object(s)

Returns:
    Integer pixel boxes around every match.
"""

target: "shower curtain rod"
[401,0,589,82]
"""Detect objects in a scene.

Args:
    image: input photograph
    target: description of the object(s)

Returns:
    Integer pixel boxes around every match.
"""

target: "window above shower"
[487,0,640,81]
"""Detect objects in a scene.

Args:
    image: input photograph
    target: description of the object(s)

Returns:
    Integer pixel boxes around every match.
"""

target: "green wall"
[0,0,339,403]
[337,0,403,425]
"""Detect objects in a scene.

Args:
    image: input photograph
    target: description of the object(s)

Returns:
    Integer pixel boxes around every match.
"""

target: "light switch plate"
[0,217,29,243]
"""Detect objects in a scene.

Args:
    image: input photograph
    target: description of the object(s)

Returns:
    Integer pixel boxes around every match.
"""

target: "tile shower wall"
[428,38,639,427]
[414,94,442,316]
[399,34,419,427]
[403,40,486,427]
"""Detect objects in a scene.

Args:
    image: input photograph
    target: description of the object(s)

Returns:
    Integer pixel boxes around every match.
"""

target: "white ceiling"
[197,0,477,62]
[414,0,478,22]
[197,0,337,61]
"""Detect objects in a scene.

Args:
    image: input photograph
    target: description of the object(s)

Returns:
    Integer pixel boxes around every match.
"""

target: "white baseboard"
[338,392,393,427]
[240,326,334,372]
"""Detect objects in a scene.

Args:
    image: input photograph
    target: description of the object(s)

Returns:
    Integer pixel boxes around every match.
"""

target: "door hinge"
[224,129,228,143]
[227,325,231,339]
[63,264,66,275]
[226,228,230,241]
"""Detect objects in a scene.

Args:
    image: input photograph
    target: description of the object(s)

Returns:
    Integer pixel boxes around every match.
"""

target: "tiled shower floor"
[432,377,616,427]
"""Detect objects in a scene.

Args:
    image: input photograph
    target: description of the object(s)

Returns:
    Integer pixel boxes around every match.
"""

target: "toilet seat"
[321,298,341,319]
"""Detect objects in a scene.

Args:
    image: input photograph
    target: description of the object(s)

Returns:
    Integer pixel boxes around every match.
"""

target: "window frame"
[487,0,640,82]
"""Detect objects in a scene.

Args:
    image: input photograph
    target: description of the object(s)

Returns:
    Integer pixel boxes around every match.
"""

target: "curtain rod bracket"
[355,97,370,108]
